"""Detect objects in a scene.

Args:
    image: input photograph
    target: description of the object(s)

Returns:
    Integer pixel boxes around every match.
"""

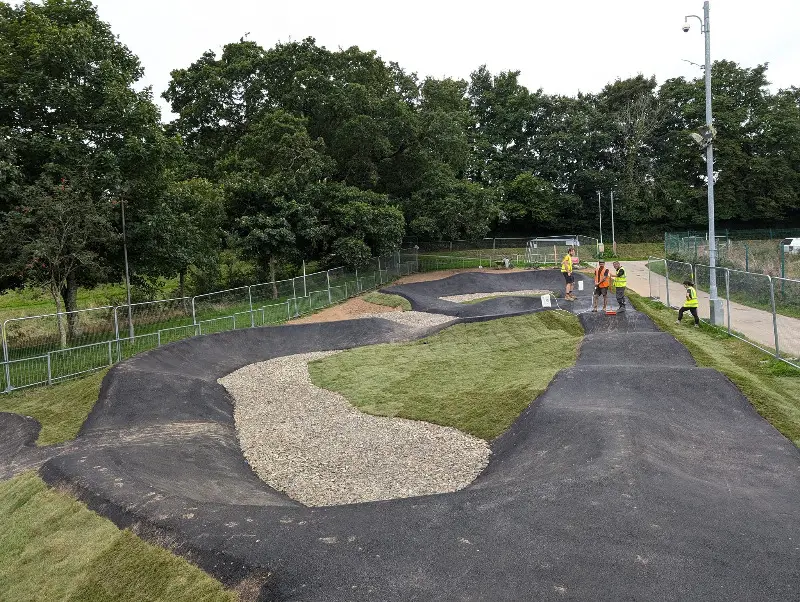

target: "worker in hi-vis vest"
[612,261,627,310]
[561,247,576,301]
[676,280,700,327]
[592,260,611,312]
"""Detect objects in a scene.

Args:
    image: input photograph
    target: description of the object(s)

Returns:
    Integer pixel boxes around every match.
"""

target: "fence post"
[355,268,359,293]
[286,300,291,321]
[664,260,671,308]
[377,258,382,283]
[326,270,332,304]
[112,307,121,362]
[157,330,162,346]
[648,257,653,299]
[247,286,255,328]
[191,296,197,326]
[769,276,780,358]
[47,353,52,386]
[107,341,113,366]
[2,321,10,392]
[725,269,731,335]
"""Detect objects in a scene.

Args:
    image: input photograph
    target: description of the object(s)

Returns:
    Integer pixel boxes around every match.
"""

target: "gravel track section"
[359,310,455,330]
[440,289,551,303]
[219,351,490,507]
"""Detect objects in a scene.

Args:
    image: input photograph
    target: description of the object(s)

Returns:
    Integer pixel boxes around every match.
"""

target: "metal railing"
[1,251,421,393]
[647,256,800,368]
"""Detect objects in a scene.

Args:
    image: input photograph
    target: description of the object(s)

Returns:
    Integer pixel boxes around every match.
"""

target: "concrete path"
[3,270,799,600]
[621,260,800,358]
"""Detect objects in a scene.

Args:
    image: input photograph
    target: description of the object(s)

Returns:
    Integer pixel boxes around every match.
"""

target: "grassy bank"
[628,291,800,446]
[0,473,236,602]
[361,292,412,311]
[308,311,583,440]
[0,369,107,446]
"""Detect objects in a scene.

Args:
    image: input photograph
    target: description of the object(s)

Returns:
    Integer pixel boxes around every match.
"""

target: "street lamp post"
[120,196,134,339]
[684,1,723,325]
[597,191,604,253]
[610,190,616,255]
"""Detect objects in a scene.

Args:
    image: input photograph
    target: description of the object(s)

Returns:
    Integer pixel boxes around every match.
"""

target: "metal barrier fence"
[1,251,422,393]
[646,256,800,368]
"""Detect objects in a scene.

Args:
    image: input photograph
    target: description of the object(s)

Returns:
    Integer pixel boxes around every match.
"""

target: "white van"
[780,238,800,254]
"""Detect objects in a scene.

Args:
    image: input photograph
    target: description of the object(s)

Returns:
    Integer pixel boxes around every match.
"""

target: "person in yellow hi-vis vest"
[561,247,576,301]
[592,260,611,312]
[612,261,627,310]
[676,280,700,327]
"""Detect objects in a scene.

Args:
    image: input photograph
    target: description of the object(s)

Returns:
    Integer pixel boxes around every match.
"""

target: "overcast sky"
[92,0,800,121]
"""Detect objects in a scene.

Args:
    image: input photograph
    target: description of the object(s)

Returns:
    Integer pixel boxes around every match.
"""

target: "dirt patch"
[289,298,402,324]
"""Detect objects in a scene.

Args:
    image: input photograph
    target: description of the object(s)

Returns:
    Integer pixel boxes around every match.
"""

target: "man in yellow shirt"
[561,248,576,300]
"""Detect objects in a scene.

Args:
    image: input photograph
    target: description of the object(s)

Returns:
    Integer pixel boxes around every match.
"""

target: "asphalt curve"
[2,269,798,601]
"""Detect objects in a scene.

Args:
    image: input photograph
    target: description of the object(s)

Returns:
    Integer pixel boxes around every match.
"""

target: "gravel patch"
[441,290,551,303]
[219,351,490,507]
[358,310,456,331]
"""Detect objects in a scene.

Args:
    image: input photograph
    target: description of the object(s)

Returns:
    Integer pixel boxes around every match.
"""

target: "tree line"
[1,0,799,321]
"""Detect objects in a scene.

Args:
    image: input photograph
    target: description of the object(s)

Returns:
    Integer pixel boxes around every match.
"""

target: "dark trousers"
[678,306,699,325]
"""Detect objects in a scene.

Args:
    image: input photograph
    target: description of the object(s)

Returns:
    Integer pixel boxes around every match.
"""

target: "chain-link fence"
[665,230,800,279]
[407,235,600,266]
[1,251,415,393]
[647,256,800,367]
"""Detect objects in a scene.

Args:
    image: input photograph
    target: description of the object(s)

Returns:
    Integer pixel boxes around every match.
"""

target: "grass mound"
[0,473,235,602]
[361,292,412,311]
[308,311,583,440]
[0,369,107,446]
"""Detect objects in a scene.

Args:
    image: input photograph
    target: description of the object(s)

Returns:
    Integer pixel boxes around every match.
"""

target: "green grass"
[628,291,800,446]
[460,292,555,305]
[0,472,237,602]
[0,369,107,446]
[361,292,412,311]
[0,284,127,323]
[308,312,583,440]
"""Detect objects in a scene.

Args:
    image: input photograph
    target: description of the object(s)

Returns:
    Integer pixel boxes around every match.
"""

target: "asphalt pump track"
[1,269,799,600]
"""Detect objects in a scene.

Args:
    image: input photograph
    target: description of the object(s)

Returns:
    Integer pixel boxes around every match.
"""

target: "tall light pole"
[597,190,603,251]
[120,196,134,338]
[610,190,616,255]
[684,1,723,325]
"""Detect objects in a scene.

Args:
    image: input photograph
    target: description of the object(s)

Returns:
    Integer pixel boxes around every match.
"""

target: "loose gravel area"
[359,310,455,331]
[440,290,552,304]
[219,351,490,507]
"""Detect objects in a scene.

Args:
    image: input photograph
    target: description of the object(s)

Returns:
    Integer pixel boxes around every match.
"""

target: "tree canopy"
[2,0,800,304]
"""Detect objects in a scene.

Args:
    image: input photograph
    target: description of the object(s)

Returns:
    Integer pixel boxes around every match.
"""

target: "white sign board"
[578,281,584,291]
[541,294,552,308]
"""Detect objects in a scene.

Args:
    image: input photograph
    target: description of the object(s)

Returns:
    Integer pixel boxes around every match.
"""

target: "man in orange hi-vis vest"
[592,260,611,312]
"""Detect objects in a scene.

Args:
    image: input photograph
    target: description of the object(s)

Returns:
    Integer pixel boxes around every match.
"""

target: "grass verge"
[0,370,107,446]
[361,292,412,311]
[0,472,236,602]
[628,291,800,446]
[308,312,583,440]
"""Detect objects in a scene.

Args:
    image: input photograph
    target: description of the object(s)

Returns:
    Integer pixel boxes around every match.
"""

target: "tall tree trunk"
[50,282,67,349]
[269,256,278,299]
[179,268,188,311]
[61,271,79,342]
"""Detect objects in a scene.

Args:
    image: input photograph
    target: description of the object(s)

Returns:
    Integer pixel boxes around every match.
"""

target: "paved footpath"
[620,260,800,358]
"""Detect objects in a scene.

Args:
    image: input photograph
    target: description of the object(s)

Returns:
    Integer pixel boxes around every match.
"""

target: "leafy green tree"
[0,0,166,316]
[134,177,225,298]
[221,110,332,295]
[1,177,110,346]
